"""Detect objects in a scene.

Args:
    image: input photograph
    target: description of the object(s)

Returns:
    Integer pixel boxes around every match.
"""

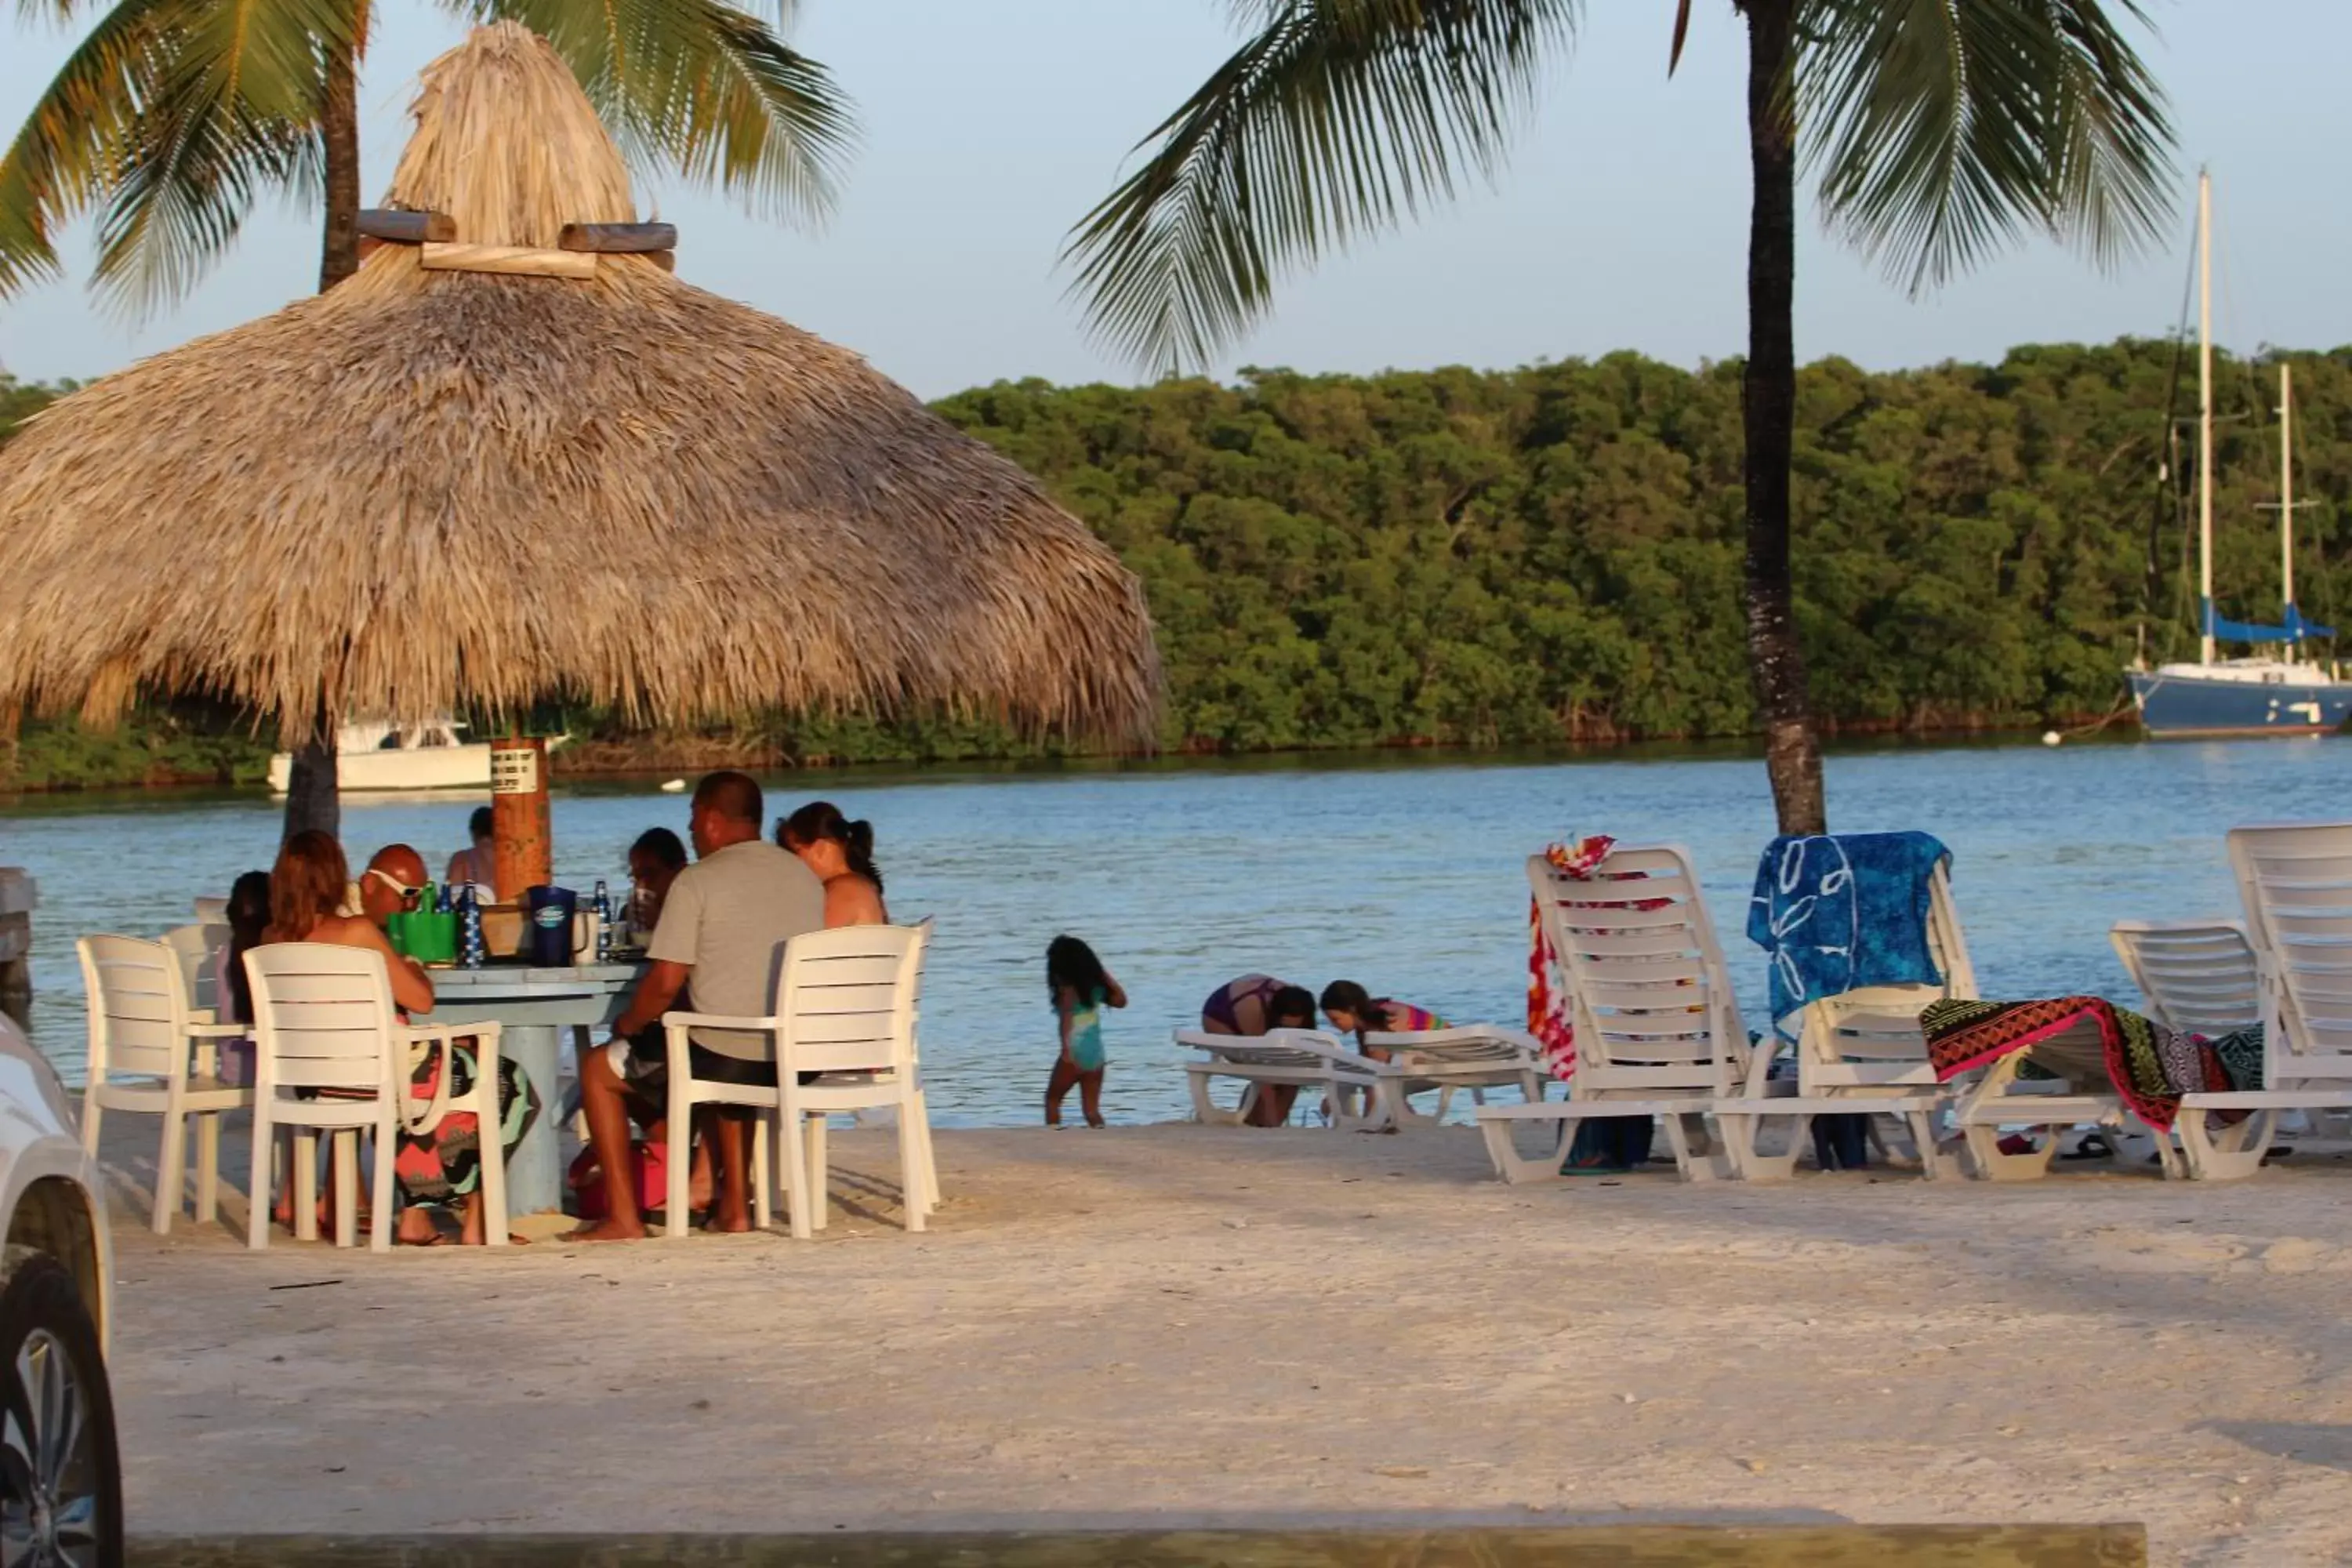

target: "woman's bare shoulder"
[823,873,888,927]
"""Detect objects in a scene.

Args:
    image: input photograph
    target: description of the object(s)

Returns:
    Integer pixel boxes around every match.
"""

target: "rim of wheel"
[0,1327,100,1568]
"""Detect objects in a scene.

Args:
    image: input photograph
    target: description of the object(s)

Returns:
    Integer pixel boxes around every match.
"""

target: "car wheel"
[0,1257,121,1568]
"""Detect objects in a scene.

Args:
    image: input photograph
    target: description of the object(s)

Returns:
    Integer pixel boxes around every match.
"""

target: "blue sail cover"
[2201,598,2335,641]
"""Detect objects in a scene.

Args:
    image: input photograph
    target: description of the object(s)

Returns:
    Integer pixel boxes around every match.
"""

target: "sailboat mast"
[2198,170,2216,666]
[2281,362,2297,643]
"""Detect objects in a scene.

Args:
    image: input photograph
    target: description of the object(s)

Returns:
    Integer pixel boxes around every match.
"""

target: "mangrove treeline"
[4,336,2347,786]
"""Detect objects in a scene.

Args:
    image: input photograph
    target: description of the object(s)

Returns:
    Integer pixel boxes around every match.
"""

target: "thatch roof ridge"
[0,23,1160,745]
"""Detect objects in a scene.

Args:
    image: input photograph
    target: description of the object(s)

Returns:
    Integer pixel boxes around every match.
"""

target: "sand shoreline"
[100,1122,2352,1564]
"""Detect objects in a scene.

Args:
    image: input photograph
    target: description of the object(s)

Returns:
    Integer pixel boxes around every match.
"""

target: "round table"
[426,962,644,1215]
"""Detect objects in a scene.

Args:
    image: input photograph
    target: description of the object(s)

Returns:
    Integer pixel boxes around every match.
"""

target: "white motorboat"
[266,720,561,794]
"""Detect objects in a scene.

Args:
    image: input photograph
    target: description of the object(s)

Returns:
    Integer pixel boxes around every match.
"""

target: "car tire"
[0,1256,122,1568]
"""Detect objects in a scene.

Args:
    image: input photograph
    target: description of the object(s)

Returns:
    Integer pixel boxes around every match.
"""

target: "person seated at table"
[778,801,888,926]
[445,808,495,894]
[1319,981,1446,1063]
[266,832,533,1247]
[359,844,430,927]
[626,827,688,938]
[1199,975,1317,1127]
[218,870,274,1030]
[574,771,825,1242]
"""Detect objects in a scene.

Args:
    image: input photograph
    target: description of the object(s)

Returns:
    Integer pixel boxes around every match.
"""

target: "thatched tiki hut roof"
[0,24,1159,748]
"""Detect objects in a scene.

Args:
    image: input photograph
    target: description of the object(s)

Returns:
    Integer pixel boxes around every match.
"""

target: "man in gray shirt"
[573,771,825,1241]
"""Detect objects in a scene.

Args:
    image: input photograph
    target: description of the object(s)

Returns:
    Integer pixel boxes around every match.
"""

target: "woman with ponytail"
[778,801,889,927]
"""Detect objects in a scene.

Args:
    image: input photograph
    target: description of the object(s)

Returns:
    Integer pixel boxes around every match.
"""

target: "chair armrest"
[659,1011,779,1034]
[399,1020,502,1050]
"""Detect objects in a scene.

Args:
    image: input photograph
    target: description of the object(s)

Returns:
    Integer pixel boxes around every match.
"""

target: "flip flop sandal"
[2060,1134,2115,1161]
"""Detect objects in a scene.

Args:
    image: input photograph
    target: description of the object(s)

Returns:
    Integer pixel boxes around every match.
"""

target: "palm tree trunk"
[1740,0,1826,835]
[318,38,362,291]
[281,732,340,844]
[284,34,363,845]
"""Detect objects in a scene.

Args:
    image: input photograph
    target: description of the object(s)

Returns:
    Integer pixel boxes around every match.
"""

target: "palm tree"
[0,0,854,839]
[1065,0,2175,833]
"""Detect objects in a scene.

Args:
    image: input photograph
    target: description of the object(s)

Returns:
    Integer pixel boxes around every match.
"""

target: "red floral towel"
[1526,835,1619,1080]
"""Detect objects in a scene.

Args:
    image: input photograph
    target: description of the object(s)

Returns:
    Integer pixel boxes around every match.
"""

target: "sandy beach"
[90,1119,2352,1565]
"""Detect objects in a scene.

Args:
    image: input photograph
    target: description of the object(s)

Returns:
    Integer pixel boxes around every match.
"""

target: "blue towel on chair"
[1747,831,1952,1044]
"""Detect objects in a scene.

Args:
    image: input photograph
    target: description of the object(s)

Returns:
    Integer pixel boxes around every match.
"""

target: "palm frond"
[85,0,357,316]
[1063,0,1580,377]
[1802,0,2175,294]
[0,0,191,297]
[466,0,855,224]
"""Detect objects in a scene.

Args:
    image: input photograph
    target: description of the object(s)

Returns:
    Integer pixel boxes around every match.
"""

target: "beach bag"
[567,1141,670,1221]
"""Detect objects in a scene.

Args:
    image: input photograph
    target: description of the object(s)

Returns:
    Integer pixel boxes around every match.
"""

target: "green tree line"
[2,337,2344,786]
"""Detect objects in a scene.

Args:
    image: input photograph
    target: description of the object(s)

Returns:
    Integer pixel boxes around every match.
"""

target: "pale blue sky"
[0,2,2341,397]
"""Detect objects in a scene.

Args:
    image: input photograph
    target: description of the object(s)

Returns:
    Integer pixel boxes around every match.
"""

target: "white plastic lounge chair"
[2110,919,2260,1036]
[2165,822,2352,1179]
[1358,1025,1549,1127]
[1474,844,1753,1183]
[242,942,508,1250]
[658,922,935,1240]
[1716,862,2123,1181]
[78,934,253,1234]
[1179,1028,1392,1130]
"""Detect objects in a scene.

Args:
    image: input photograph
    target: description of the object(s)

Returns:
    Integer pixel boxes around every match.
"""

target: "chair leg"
[195,1113,222,1229]
[913,1089,941,1213]
[478,1090,510,1247]
[246,1110,275,1251]
[663,1088,693,1241]
[1479,1114,1571,1185]
[1189,1071,1247,1127]
[898,1099,927,1234]
[806,1115,829,1232]
[1715,1112,1809,1181]
[778,1091,813,1241]
[750,1112,774,1232]
[151,1110,188,1236]
[1660,1112,1722,1183]
[78,1091,102,1160]
[1960,1122,2064,1181]
[1903,1110,1948,1181]
[332,1131,360,1249]
[292,1131,320,1243]
[368,1121,396,1254]
[2177,1108,2277,1181]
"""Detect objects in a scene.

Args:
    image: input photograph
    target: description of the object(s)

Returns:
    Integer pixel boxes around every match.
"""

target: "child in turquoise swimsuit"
[1047,935,1128,1127]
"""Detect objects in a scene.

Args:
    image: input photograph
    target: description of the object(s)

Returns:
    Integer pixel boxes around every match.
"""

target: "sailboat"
[2126,172,2352,738]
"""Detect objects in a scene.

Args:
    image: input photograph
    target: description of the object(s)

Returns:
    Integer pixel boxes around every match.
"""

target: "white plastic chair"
[2110,919,2261,1036]
[1475,844,1755,1183]
[2176,822,2352,1179]
[1721,862,2129,1181]
[1359,1025,1550,1127]
[243,943,508,1250]
[657,923,935,1240]
[78,935,254,1234]
[1178,1028,1390,1130]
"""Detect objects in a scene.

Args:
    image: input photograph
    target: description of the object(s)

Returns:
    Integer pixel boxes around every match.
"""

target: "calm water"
[2,739,2343,1125]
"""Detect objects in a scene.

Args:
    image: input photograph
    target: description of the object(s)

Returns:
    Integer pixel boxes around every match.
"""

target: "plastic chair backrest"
[779,924,927,1077]
[242,942,400,1094]
[161,923,230,1019]
[2227,822,2352,1072]
[2109,919,2259,1036]
[1529,844,1744,1095]
[1792,862,1975,1089]
[78,935,187,1081]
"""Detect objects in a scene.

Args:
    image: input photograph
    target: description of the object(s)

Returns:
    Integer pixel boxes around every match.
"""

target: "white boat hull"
[267,742,494,795]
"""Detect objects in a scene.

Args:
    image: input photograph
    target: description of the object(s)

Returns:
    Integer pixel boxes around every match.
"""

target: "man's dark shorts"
[606,1023,778,1101]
